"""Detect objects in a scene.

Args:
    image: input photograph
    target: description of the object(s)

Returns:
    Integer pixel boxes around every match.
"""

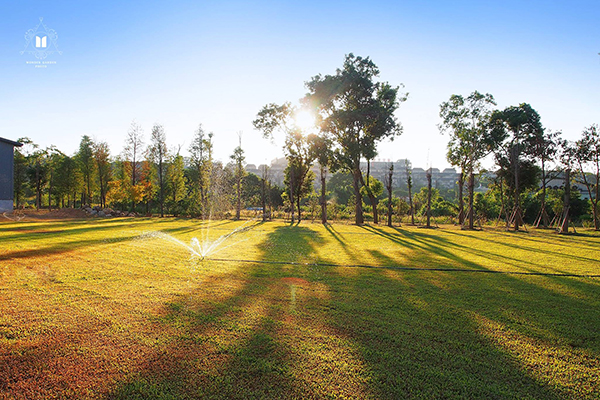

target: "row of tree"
[13,122,273,219]
[12,54,599,231]
[254,54,599,231]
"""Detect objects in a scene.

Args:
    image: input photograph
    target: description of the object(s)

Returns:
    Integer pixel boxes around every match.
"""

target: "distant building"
[245,157,460,191]
[0,137,23,212]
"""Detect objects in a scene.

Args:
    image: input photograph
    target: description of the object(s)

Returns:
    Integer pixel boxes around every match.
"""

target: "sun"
[294,109,316,131]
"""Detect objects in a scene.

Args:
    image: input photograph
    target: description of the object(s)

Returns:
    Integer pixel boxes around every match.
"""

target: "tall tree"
[405,160,415,225]
[94,141,112,208]
[45,146,64,210]
[305,53,407,225]
[167,150,186,212]
[123,120,144,211]
[148,124,168,217]
[189,124,214,217]
[529,129,561,228]
[490,103,544,231]
[253,102,315,223]
[230,132,245,220]
[557,140,576,234]
[309,133,332,224]
[13,137,33,209]
[77,135,96,206]
[27,145,48,210]
[439,91,497,230]
[54,155,80,208]
[384,163,394,227]
[573,124,600,230]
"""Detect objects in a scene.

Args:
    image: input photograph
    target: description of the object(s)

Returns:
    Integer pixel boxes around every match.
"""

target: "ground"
[0,216,599,399]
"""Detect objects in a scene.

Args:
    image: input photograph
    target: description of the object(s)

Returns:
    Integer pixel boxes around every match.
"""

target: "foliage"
[572,124,600,229]
[305,53,407,224]
[147,124,169,216]
[189,124,214,217]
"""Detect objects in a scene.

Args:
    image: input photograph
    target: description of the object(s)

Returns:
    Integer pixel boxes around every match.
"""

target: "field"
[1,216,599,399]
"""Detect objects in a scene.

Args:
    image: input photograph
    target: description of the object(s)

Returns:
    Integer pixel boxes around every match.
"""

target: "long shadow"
[0,221,135,241]
[329,261,598,398]
[444,229,600,264]
[0,235,140,260]
[107,225,329,399]
[25,221,595,399]
[359,225,487,271]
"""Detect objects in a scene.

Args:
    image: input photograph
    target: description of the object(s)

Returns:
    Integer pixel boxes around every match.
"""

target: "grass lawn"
[1,217,599,399]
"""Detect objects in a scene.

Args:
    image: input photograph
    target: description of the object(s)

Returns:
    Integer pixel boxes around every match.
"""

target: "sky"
[1,0,598,170]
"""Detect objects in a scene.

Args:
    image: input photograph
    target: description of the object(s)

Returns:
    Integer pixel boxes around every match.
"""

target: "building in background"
[0,137,23,212]
[246,158,460,191]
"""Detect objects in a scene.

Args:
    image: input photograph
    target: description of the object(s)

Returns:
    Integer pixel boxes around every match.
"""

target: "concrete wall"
[0,142,15,203]
[0,200,13,213]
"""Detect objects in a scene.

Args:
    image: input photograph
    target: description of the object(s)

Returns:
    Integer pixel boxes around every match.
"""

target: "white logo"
[21,18,61,60]
[35,36,47,48]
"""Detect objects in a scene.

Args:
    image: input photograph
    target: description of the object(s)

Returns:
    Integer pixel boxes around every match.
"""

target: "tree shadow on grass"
[322,225,600,398]
[18,222,596,399]
[106,225,329,399]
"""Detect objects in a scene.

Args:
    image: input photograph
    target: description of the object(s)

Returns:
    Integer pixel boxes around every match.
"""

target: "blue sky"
[1,0,598,169]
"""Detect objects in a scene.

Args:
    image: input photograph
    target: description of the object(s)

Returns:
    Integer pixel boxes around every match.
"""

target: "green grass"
[1,217,599,399]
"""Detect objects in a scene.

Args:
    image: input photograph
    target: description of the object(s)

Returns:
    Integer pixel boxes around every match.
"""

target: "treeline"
[252,53,600,231]
[13,123,285,219]
[12,53,600,231]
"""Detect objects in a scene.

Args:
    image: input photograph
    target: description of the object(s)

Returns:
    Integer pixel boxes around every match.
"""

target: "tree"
[94,141,112,208]
[148,124,168,217]
[328,172,354,205]
[305,53,407,225]
[77,135,96,206]
[253,102,315,223]
[54,155,80,208]
[189,124,213,217]
[383,163,394,227]
[573,124,600,230]
[230,132,245,220]
[557,140,576,233]
[45,146,64,210]
[529,129,561,228]
[123,120,144,211]
[13,137,33,209]
[405,160,415,225]
[490,103,544,231]
[309,133,332,224]
[27,145,48,210]
[166,150,186,214]
[439,91,497,229]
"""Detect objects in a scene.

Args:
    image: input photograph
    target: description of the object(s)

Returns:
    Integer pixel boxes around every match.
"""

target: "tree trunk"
[235,176,241,220]
[426,170,432,228]
[387,187,393,227]
[36,163,41,210]
[48,172,53,212]
[560,169,571,234]
[540,160,549,227]
[352,167,364,225]
[408,184,414,225]
[297,195,302,222]
[513,144,521,231]
[159,160,164,217]
[457,172,464,225]
[369,192,379,224]
[320,167,327,224]
[468,170,475,229]
[359,169,378,224]
[289,168,295,223]
[261,176,267,222]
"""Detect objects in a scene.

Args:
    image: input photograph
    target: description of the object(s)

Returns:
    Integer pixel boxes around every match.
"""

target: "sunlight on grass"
[1,218,599,398]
